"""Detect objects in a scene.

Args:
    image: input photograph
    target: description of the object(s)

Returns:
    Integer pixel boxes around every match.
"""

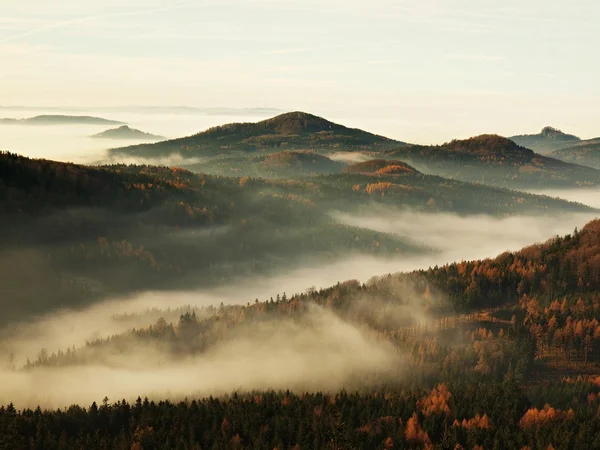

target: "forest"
[5,0,600,446]
[107,113,600,191]
[2,116,600,449]
[2,151,593,323]
[3,219,600,447]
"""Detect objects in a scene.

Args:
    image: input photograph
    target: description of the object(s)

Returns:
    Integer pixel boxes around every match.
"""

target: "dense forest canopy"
[3,115,600,448]
[2,151,593,323]
[3,216,600,448]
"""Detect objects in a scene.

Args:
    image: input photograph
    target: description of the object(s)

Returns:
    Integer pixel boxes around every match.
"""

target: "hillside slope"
[382,134,600,189]
[1,151,594,322]
[553,142,600,170]
[109,111,400,158]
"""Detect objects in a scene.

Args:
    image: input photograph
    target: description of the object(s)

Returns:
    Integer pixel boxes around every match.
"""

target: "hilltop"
[109,111,400,158]
[0,115,125,126]
[90,125,165,140]
[382,134,600,189]
[510,126,581,153]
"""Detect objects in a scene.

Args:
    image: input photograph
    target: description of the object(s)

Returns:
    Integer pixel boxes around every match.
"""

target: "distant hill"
[91,125,165,141]
[261,151,344,173]
[0,115,125,126]
[1,150,595,321]
[509,126,581,153]
[110,111,401,158]
[382,134,600,189]
[175,151,345,178]
[344,159,419,175]
[553,142,600,170]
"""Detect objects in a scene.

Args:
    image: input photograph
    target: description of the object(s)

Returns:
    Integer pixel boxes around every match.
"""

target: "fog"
[524,187,600,210]
[328,151,372,164]
[0,305,400,408]
[0,108,277,164]
[330,208,598,263]
[0,205,597,407]
[221,208,597,300]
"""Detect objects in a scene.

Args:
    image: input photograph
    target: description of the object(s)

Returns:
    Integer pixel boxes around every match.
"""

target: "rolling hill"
[178,150,345,177]
[0,115,125,126]
[552,141,600,170]
[1,151,594,322]
[510,126,581,153]
[109,111,400,158]
[91,125,165,140]
[381,134,600,189]
[343,159,419,175]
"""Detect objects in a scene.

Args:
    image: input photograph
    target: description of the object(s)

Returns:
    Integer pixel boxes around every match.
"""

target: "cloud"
[443,54,505,62]
[1,3,191,43]
[265,47,312,55]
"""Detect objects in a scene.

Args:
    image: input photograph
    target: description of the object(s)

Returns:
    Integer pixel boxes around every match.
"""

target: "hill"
[510,126,581,153]
[90,125,165,140]
[344,159,420,175]
[552,141,600,170]
[261,150,344,173]
[181,150,345,177]
[382,134,600,189]
[9,218,600,450]
[0,151,594,322]
[109,111,400,158]
[0,115,124,126]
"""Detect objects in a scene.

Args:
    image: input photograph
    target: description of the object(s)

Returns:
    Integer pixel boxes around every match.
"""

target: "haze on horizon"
[1,0,599,144]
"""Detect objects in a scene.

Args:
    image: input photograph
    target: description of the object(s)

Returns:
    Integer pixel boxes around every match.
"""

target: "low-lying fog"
[0,108,277,164]
[525,188,600,210]
[1,204,597,408]
[0,305,400,408]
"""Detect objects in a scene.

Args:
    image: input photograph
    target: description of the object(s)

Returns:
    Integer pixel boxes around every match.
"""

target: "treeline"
[3,381,600,449]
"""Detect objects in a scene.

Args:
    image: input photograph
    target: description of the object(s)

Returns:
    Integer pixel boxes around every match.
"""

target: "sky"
[1,0,599,143]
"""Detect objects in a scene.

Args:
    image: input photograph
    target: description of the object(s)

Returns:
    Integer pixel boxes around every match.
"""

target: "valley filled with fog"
[3,108,600,409]
[0,108,279,164]
[4,1,600,446]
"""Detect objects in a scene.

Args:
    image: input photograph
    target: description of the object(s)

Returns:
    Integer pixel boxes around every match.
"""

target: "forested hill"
[343,159,420,175]
[382,134,600,189]
[9,219,600,449]
[180,150,347,177]
[510,126,581,153]
[109,111,400,158]
[0,151,595,322]
[553,142,600,170]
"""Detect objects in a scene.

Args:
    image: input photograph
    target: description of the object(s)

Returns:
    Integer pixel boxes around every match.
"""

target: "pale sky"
[1,0,599,143]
